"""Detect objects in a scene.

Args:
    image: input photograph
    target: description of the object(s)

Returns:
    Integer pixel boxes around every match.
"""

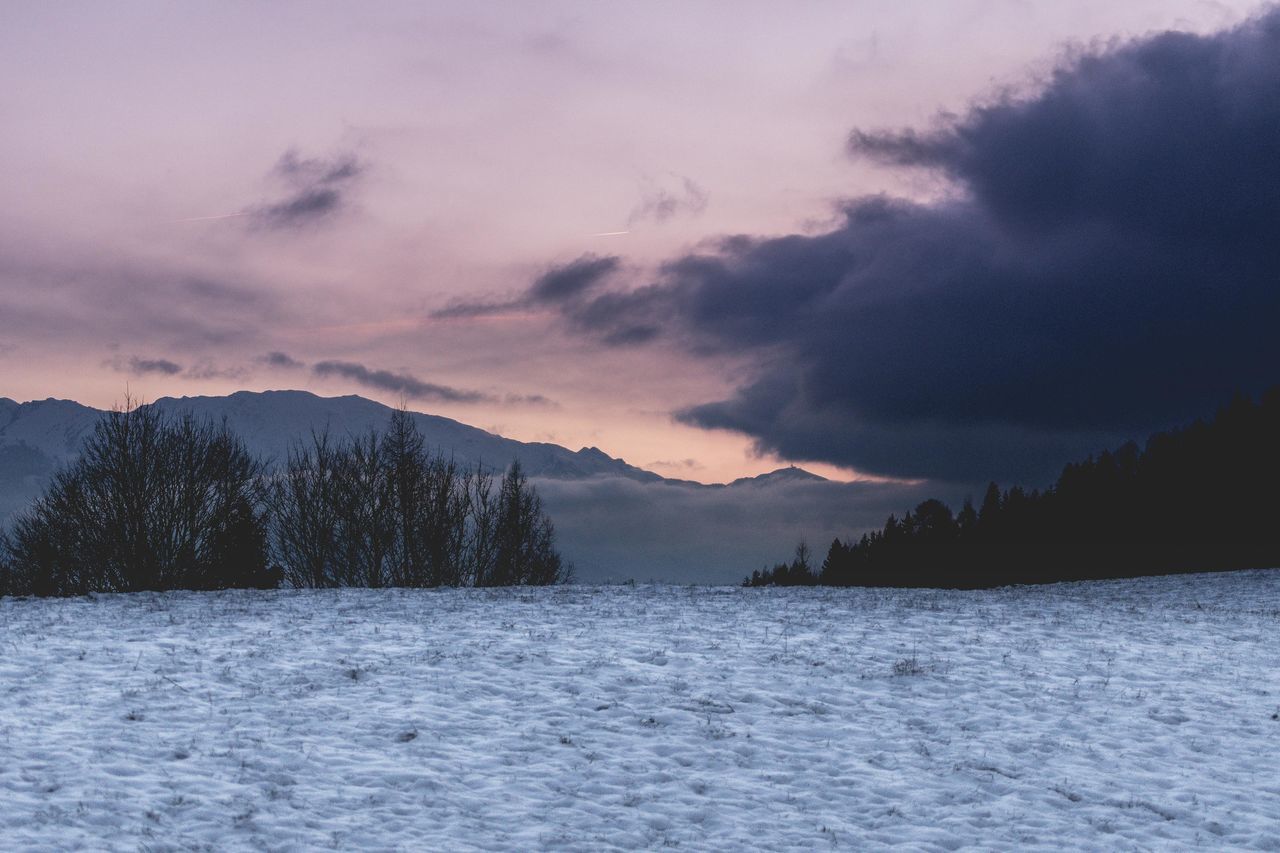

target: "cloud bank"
[537,475,952,584]
[521,11,1280,484]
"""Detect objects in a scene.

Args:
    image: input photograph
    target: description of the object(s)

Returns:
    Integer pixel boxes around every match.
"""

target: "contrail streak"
[591,230,631,237]
[173,211,252,223]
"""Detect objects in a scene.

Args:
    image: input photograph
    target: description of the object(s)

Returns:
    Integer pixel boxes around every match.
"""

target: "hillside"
[806,390,1280,588]
[2,572,1276,849]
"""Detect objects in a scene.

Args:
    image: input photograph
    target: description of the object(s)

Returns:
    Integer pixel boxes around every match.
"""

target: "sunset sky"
[3,0,1273,485]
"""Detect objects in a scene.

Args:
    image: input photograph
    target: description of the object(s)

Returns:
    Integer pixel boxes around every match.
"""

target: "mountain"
[0,396,105,521]
[0,390,824,488]
[726,466,829,488]
[145,390,675,484]
[0,390,670,503]
[0,391,862,582]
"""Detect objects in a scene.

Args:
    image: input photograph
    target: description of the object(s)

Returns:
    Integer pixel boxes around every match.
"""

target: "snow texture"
[2,571,1279,850]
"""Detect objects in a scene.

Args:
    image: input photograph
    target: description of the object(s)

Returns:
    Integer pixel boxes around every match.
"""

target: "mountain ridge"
[1,391,924,584]
[0,390,825,520]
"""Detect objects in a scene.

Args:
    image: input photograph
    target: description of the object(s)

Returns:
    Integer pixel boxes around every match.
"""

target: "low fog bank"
[0,430,963,585]
[537,475,957,584]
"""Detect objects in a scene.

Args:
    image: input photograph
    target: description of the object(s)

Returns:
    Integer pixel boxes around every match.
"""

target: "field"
[2,572,1279,850]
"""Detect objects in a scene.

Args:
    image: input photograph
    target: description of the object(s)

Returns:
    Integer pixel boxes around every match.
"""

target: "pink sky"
[0,0,1261,482]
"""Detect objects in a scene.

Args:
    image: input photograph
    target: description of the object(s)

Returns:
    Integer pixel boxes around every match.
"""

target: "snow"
[1,571,1278,850]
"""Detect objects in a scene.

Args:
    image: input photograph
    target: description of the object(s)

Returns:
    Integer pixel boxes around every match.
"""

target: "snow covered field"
[1,572,1278,851]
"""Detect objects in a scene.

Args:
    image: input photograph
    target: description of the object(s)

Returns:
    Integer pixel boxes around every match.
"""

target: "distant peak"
[729,467,827,487]
[17,396,92,409]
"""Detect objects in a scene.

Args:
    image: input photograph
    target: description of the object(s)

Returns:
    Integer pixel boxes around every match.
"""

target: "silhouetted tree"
[463,465,498,585]
[271,417,568,588]
[482,460,570,586]
[766,388,1280,588]
[744,541,818,586]
[271,430,345,588]
[3,401,272,595]
[380,409,469,586]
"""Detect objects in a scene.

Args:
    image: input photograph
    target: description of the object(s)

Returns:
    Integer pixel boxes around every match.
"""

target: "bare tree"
[333,429,393,587]
[464,466,498,586]
[270,413,568,588]
[271,430,345,588]
[4,399,272,595]
[382,409,470,586]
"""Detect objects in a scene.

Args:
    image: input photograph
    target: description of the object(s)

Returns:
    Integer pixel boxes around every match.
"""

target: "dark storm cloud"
[312,360,491,404]
[430,254,620,320]
[251,150,364,229]
[537,10,1280,484]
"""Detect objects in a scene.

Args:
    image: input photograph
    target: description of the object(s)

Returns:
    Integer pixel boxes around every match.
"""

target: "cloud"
[434,254,663,345]
[430,254,620,320]
[273,149,361,185]
[0,247,276,351]
[261,351,305,369]
[126,356,183,376]
[107,354,250,382]
[534,10,1280,485]
[258,353,553,408]
[182,360,247,381]
[536,474,953,584]
[627,174,709,227]
[503,393,559,408]
[529,254,621,302]
[251,149,364,230]
[312,360,491,404]
[429,301,518,321]
[647,458,705,473]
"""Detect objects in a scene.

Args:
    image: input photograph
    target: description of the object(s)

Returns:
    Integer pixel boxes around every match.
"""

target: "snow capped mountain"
[0,396,102,466]
[0,390,676,494]
[0,392,837,580]
[0,396,106,521]
[144,390,673,483]
[726,466,829,488]
[0,390,823,489]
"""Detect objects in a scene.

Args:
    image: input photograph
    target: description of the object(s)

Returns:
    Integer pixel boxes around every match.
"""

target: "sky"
[2,0,1274,486]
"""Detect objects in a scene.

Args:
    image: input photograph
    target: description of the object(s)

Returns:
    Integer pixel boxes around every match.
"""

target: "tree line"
[0,403,569,596]
[747,389,1280,588]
